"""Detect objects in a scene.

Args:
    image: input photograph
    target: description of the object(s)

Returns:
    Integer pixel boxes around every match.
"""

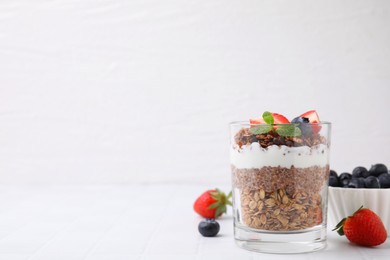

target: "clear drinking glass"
[230,122,331,253]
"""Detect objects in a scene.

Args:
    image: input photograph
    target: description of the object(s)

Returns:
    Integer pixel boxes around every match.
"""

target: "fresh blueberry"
[379,173,390,188]
[364,176,380,188]
[368,164,388,177]
[198,219,220,237]
[291,116,312,136]
[352,166,369,178]
[329,170,338,178]
[339,172,352,187]
[329,176,340,187]
[291,117,309,124]
[348,177,365,188]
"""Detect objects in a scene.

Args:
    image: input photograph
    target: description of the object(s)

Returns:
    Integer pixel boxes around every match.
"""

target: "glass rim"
[229,121,331,126]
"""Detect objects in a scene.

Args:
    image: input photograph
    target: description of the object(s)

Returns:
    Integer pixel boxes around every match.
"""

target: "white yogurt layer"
[230,143,329,169]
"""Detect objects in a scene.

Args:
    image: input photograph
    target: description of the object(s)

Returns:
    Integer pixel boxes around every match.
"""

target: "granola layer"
[232,165,329,231]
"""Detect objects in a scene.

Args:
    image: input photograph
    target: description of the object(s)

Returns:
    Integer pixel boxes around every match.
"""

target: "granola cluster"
[234,128,326,149]
[232,165,329,231]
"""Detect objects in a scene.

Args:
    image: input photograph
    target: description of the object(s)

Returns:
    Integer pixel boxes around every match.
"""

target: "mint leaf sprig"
[250,125,273,135]
[276,124,301,137]
[249,111,302,137]
[262,111,274,124]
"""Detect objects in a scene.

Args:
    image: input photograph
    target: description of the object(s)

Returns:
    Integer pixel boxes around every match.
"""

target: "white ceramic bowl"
[328,187,390,236]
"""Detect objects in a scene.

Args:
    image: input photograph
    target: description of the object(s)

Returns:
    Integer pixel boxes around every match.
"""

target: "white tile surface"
[0,185,389,260]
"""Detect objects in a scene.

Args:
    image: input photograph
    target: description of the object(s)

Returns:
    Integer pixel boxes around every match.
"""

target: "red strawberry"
[249,117,265,125]
[333,206,387,247]
[272,113,290,124]
[193,189,232,219]
[299,110,321,133]
[250,113,289,126]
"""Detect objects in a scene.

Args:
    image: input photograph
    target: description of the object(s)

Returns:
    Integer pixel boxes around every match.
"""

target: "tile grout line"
[81,190,135,259]
[0,188,47,243]
[26,217,82,260]
[138,184,178,259]
[26,187,94,260]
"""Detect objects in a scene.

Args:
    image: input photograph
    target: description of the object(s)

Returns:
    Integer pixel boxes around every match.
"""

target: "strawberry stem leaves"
[333,217,346,236]
[208,189,233,218]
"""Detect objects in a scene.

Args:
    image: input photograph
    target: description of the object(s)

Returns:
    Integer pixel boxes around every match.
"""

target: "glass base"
[234,225,327,254]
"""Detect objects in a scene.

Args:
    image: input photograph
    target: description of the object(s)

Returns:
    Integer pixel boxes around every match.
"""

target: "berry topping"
[272,113,290,124]
[333,206,387,247]
[299,110,321,133]
[300,110,320,124]
[250,111,287,125]
[248,110,326,139]
[193,189,232,219]
[364,176,380,188]
[198,219,220,237]
[368,164,388,177]
[249,117,265,125]
[249,111,301,137]
[352,166,369,178]
[291,116,313,136]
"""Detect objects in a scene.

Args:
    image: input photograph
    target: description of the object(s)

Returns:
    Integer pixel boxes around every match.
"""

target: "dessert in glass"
[230,110,331,253]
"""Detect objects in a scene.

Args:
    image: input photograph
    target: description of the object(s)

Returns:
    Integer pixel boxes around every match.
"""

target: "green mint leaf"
[276,125,302,137]
[249,125,273,135]
[262,111,274,124]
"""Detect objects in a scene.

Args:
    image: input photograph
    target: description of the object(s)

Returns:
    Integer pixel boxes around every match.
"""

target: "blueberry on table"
[369,164,388,177]
[198,219,220,237]
[329,170,338,178]
[329,176,340,187]
[348,178,365,188]
[379,173,390,188]
[364,176,380,188]
[291,116,312,136]
[352,166,369,178]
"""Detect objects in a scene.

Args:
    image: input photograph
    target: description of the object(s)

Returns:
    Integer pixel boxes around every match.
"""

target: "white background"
[0,0,389,184]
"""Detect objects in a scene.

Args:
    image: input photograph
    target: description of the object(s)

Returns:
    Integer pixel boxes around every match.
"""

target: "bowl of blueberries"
[328,163,390,235]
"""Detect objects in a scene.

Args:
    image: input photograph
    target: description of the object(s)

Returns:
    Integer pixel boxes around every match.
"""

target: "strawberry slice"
[250,112,289,130]
[300,110,320,123]
[299,110,321,133]
[249,113,290,130]
[272,113,290,124]
[250,113,289,125]
[249,117,265,125]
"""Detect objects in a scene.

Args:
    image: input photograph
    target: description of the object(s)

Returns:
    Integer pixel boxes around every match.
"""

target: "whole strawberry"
[333,206,387,247]
[193,189,232,218]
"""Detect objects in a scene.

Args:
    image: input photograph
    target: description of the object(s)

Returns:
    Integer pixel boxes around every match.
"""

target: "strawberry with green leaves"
[193,189,232,219]
[333,206,387,247]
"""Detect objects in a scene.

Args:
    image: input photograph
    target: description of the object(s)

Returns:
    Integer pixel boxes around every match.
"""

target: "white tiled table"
[0,185,389,260]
